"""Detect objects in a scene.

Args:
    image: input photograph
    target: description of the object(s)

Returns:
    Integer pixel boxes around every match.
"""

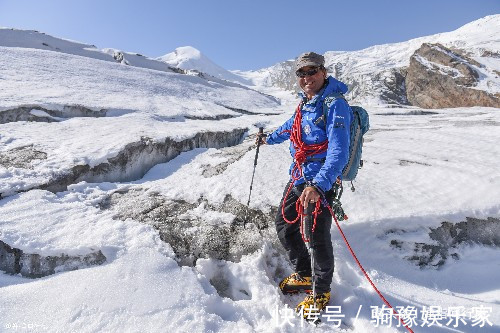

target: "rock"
[0,240,106,278]
[100,188,279,266]
[0,104,106,124]
[405,43,500,108]
[376,67,410,105]
[0,145,47,169]
[1,128,247,197]
[264,60,299,92]
[38,129,247,193]
[389,217,500,268]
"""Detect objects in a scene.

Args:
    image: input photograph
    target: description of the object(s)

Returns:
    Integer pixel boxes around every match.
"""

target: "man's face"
[297,66,326,98]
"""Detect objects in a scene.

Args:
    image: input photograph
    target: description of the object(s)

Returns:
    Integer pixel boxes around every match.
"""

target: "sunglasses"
[296,67,321,78]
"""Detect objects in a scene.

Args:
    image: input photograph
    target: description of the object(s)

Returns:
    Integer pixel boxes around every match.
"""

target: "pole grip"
[253,127,264,166]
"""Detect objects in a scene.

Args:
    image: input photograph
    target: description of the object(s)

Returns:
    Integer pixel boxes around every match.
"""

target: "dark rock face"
[390,217,500,268]
[0,240,106,278]
[405,43,500,108]
[99,188,278,266]
[0,128,247,198]
[378,68,409,105]
[0,145,47,169]
[0,104,106,124]
[39,129,247,193]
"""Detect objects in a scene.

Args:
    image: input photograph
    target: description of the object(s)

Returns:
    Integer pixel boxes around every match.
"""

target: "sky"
[0,0,499,70]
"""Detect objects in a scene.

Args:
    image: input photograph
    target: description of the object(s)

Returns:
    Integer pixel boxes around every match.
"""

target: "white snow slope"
[1,16,500,333]
[158,46,251,85]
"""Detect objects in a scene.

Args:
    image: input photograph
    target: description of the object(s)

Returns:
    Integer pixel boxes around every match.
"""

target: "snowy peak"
[444,14,500,50]
[158,46,212,72]
[159,46,203,64]
[0,29,252,87]
[158,46,250,84]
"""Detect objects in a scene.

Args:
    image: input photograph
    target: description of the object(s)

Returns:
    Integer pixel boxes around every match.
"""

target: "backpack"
[322,93,370,190]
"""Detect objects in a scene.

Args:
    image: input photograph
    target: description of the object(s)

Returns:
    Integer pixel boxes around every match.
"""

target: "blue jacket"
[266,76,351,192]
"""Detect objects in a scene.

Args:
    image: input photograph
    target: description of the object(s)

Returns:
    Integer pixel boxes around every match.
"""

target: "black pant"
[275,182,335,294]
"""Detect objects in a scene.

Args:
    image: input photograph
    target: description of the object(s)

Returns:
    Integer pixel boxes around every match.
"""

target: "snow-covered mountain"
[158,46,251,85]
[1,16,500,333]
[0,28,252,88]
[0,27,181,73]
[239,15,500,107]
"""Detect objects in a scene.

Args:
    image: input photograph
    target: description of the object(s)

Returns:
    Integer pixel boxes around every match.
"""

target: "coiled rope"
[280,102,326,242]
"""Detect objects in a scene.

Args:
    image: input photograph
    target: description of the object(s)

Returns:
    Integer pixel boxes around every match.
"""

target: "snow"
[0,44,281,195]
[1,104,499,332]
[0,46,276,112]
[414,54,465,78]
[158,46,252,85]
[1,15,500,333]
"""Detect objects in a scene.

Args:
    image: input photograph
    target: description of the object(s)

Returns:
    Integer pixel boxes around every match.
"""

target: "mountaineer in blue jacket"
[258,52,351,317]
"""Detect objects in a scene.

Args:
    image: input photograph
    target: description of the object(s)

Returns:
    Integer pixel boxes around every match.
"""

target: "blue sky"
[0,0,498,70]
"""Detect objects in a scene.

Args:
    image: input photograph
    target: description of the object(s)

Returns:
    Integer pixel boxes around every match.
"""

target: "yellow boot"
[279,273,312,294]
[295,291,331,320]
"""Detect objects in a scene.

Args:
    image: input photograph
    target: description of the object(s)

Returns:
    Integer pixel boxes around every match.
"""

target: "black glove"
[255,133,267,145]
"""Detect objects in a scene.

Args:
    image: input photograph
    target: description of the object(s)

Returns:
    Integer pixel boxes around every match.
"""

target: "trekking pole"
[246,127,264,206]
[303,203,317,309]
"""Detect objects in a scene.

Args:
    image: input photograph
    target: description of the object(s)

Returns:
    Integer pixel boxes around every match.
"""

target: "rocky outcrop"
[0,104,106,124]
[112,51,129,65]
[0,128,248,198]
[0,145,47,169]
[0,240,106,278]
[99,188,278,266]
[390,217,500,268]
[378,68,409,105]
[38,128,247,193]
[265,58,411,105]
[265,60,298,92]
[405,43,500,108]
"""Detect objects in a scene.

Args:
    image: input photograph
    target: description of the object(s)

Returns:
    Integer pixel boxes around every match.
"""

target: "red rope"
[280,102,327,242]
[326,204,414,333]
[281,102,414,332]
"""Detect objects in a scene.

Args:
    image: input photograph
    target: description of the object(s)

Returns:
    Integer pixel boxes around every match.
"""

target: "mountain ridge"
[1,14,499,108]
[239,14,500,107]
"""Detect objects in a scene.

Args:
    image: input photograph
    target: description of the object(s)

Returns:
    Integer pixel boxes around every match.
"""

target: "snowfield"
[1,17,500,333]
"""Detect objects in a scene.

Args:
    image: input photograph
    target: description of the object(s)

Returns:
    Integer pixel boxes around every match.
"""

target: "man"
[258,52,351,317]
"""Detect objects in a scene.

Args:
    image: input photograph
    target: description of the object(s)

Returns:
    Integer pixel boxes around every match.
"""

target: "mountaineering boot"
[279,273,312,294]
[295,291,331,321]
